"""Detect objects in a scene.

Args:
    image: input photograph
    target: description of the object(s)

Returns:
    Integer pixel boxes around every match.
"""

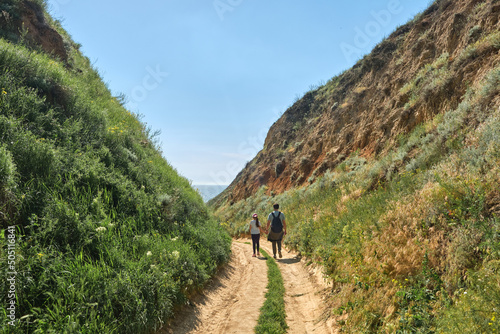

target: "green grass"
[255,249,288,334]
[399,52,451,109]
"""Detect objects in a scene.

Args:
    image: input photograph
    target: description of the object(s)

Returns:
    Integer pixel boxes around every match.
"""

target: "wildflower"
[1,88,6,95]
[171,250,180,260]
[108,223,115,228]
[37,253,44,257]
[148,160,153,163]
[171,237,178,241]
[146,251,153,257]
[95,226,107,233]
[150,264,156,269]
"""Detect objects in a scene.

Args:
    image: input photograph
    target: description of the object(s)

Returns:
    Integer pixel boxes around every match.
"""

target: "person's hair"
[273,203,279,210]
[255,217,260,227]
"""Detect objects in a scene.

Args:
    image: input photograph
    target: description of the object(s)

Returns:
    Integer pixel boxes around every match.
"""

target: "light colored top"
[250,220,261,234]
[268,211,285,223]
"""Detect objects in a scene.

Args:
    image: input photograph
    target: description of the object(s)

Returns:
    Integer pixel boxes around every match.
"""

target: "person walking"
[266,203,287,259]
[249,213,265,257]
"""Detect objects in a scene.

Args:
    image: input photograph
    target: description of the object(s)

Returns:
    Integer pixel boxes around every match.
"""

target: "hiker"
[249,213,265,257]
[266,203,287,259]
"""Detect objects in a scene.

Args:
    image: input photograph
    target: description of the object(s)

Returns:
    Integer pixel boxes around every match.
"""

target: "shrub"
[0,145,16,189]
[436,260,500,333]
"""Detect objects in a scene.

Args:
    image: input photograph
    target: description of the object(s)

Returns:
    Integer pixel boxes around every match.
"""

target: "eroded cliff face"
[212,0,500,206]
[0,0,68,61]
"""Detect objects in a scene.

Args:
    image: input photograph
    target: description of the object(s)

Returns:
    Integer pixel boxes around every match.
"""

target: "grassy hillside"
[213,0,500,332]
[0,1,231,333]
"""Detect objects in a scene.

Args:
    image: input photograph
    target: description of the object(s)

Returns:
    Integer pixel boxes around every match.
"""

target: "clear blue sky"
[46,0,430,185]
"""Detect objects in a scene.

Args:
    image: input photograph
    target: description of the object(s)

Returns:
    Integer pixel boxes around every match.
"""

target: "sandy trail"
[259,240,335,334]
[162,241,268,333]
[162,239,335,334]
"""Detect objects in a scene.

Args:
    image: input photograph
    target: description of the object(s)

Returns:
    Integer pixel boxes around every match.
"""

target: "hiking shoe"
[257,252,260,257]
[279,252,282,258]
[252,254,256,257]
[273,254,277,259]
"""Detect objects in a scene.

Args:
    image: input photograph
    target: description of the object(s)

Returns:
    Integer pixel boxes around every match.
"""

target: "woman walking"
[249,213,265,257]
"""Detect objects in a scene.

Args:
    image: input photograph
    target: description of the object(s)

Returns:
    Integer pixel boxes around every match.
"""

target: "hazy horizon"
[194,184,228,202]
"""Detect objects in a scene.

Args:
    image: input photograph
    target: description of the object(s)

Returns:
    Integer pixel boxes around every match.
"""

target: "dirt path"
[259,241,336,334]
[162,239,336,334]
[161,241,268,333]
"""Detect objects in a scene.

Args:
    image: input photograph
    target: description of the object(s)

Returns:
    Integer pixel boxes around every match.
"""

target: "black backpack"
[271,212,283,233]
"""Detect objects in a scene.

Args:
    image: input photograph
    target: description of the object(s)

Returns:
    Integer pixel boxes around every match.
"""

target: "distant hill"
[195,184,228,202]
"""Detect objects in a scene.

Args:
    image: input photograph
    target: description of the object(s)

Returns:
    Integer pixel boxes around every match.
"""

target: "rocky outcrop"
[0,1,67,61]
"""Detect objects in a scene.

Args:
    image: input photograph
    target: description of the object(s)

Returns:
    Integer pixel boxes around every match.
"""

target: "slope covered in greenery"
[0,1,231,332]
[213,0,500,332]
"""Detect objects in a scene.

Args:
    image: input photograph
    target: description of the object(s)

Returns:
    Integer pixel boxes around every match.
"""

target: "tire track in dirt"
[161,241,268,334]
[259,240,336,334]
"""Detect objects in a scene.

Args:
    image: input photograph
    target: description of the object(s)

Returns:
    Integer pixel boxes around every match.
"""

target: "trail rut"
[259,241,336,334]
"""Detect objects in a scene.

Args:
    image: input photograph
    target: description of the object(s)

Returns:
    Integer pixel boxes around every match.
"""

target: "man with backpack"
[266,203,287,259]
